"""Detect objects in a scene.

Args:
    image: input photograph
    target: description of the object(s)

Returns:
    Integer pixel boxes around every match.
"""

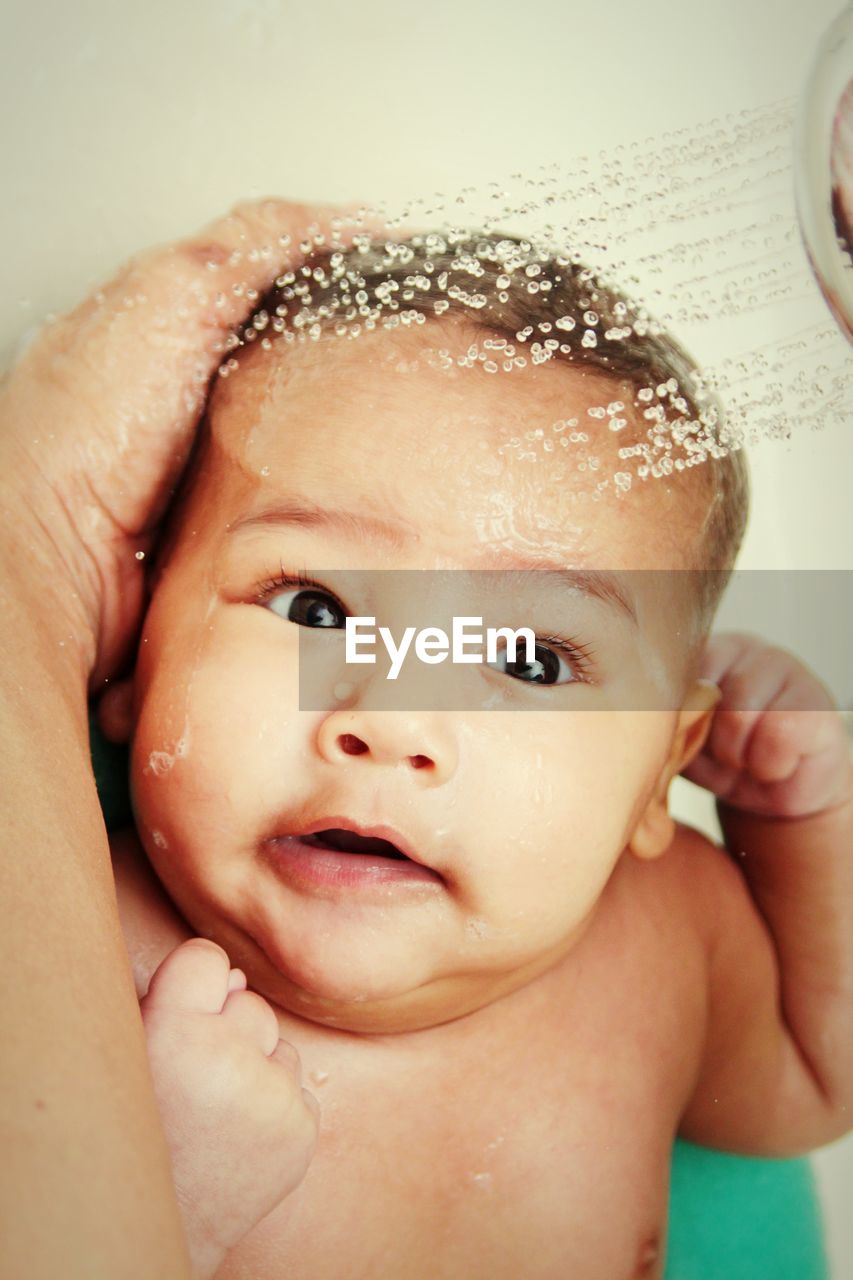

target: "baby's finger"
[227,967,247,993]
[301,1087,321,1125]
[707,654,791,768]
[221,989,282,1056]
[705,707,763,771]
[743,712,804,784]
[142,938,233,1015]
[765,667,837,718]
[745,702,839,783]
[694,632,755,686]
[270,1038,304,1079]
[680,751,740,797]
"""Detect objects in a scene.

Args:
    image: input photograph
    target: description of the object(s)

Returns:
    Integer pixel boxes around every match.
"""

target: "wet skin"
[110,324,725,1277]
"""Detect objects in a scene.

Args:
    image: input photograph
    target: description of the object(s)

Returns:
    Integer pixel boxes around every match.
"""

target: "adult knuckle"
[135,244,209,307]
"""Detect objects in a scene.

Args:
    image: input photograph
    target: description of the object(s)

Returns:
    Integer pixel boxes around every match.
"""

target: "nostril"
[333,736,433,768]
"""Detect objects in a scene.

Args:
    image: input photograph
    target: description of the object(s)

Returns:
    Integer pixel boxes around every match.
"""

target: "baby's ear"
[96,676,135,744]
[628,681,720,861]
[672,679,721,774]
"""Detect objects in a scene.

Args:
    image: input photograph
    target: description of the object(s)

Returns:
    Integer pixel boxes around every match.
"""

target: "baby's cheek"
[480,719,658,916]
[131,640,306,865]
[129,675,218,862]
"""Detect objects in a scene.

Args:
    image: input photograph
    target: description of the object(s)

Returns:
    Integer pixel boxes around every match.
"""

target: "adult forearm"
[717,774,853,1114]
[0,197,349,1280]
[0,560,192,1279]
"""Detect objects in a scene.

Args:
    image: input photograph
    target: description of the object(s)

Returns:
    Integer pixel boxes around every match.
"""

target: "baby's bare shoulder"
[659,821,748,944]
[666,818,724,866]
[653,821,787,1021]
[616,820,737,917]
[110,828,192,995]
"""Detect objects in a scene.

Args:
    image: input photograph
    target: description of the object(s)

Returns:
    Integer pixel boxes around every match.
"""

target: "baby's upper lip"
[270,815,438,872]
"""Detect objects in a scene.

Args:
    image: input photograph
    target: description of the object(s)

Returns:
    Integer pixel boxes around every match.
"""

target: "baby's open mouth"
[262,820,444,890]
[301,829,410,861]
[261,816,445,889]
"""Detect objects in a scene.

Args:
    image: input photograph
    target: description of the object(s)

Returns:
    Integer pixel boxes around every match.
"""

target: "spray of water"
[185,97,851,496]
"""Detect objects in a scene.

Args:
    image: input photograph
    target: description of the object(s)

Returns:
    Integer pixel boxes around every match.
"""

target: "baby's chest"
[220,868,705,1280]
[220,1017,685,1280]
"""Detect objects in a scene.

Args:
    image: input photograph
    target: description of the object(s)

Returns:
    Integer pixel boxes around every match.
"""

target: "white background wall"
[1,0,850,1274]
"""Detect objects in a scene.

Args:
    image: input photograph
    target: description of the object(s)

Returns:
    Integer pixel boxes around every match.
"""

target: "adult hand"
[1,199,359,683]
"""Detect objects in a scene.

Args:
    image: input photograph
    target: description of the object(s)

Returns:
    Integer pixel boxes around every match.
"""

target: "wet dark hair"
[226,230,749,629]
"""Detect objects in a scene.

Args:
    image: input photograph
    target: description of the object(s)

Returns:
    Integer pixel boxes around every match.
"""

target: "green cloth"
[89,716,828,1279]
[667,1141,826,1279]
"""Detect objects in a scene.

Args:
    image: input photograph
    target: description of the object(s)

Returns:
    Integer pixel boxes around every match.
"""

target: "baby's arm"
[678,634,853,1155]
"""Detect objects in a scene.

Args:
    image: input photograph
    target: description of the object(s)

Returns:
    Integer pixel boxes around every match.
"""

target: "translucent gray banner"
[292,570,853,711]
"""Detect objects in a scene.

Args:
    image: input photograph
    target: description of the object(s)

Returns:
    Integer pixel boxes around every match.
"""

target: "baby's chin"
[220,930,495,1034]
[218,915,582,1035]
[160,897,523,1033]
[254,969,519,1036]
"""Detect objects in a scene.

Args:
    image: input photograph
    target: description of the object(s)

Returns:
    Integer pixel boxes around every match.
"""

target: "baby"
[98,232,853,1279]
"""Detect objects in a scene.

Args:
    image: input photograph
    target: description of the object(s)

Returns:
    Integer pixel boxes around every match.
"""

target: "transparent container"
[795,4,853,342]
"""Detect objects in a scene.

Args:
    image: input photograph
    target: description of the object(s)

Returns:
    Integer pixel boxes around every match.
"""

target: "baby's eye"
[264,585,346,629]
[487,636,581,686]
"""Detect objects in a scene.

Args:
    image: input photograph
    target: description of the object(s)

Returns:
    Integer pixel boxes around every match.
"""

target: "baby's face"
[126,325,712,1032]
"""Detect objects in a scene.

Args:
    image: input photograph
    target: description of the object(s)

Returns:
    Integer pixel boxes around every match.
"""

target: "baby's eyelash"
[254,563,347,609]
[528,633,595,680]
[253,565,595,677]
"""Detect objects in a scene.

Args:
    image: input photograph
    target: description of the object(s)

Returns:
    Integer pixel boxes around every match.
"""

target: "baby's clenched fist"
[140,938,319,1279]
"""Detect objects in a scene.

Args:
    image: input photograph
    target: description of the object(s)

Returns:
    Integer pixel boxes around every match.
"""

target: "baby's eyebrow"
[229,499,415,550]
[474,561,638,625]
[229,500,637,624]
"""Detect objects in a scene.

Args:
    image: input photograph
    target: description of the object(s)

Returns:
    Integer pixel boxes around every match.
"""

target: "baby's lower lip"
[262,836,443,893]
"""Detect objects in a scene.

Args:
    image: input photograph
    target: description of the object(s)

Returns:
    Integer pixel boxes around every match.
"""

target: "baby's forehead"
[212,320,636,461]
[206,322,710,569]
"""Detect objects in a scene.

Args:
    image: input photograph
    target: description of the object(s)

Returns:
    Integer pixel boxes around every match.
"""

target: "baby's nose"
[315,709,457,784]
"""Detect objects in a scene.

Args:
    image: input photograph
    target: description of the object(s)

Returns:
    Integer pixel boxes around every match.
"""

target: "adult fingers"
[9,199,376,529]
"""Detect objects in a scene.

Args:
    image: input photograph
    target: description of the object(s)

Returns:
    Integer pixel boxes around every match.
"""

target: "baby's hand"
[682,632,851,818]
[140,939,319,1280]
